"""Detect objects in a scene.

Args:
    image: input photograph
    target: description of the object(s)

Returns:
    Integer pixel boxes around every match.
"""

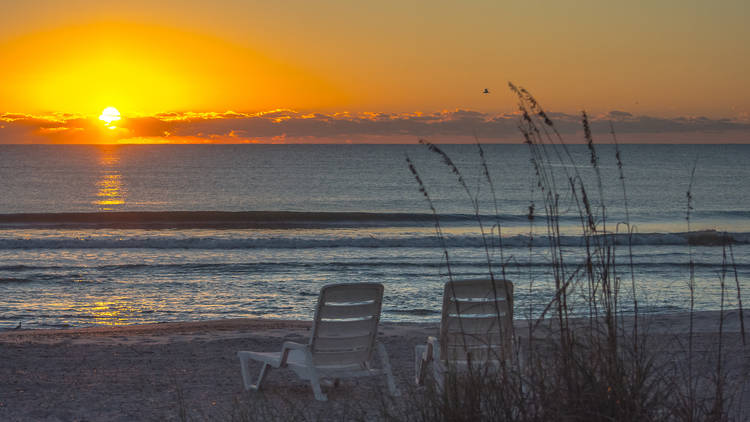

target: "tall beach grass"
[395,84,748,421]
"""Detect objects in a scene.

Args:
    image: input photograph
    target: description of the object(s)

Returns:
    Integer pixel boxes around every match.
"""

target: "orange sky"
[0,1,748,144]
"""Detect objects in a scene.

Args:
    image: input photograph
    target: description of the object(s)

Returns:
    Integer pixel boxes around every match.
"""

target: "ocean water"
[0,144,747,329]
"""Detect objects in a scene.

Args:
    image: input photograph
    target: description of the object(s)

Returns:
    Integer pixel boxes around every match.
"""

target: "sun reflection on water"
[89,301,130,325]
[79,299,144,326]
[94,147,126,210]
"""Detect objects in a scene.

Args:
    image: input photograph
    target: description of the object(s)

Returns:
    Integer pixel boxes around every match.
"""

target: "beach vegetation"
[391,84,747,421]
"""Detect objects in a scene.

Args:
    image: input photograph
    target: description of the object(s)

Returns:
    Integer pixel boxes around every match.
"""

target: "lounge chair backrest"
[309,283,384,366]
[440,279,513,362]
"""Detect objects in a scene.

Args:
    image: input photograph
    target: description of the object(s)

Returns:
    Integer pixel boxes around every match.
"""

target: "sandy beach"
[0,319,436,421]
[1,311,748,421]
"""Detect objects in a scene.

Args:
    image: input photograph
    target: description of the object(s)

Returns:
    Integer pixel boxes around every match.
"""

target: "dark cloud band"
[2,109,749,144]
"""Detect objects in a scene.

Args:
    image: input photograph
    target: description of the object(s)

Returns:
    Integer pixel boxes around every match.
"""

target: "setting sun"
[99,106,121,127]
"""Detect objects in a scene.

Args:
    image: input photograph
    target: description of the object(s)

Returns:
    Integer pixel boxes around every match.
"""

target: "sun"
[99,107,121,128]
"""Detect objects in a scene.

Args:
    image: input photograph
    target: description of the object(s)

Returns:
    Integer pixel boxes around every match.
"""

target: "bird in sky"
[482,88,490,94]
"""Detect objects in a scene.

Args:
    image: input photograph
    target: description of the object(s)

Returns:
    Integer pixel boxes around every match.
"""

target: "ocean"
[0,144,748,329]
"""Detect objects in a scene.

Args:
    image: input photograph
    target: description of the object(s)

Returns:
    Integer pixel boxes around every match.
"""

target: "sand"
[1,312,748,421]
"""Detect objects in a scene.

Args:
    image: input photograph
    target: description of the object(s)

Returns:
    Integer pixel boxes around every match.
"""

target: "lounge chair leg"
[238,353,253,390]
[250,363,270,391]
[309,373,328,401]
[377,343,400,397]
[303,351,328,401]
[414,344,427,386]
[434,362,445,392]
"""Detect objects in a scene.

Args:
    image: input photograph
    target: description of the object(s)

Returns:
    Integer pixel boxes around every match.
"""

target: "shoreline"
[2,308,746,339]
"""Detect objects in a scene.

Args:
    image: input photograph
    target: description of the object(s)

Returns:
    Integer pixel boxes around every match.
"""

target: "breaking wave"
[0,230,745,249]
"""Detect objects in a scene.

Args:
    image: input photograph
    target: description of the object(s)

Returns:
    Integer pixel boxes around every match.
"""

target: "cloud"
[606,110,633,119]
[1,109,749,144]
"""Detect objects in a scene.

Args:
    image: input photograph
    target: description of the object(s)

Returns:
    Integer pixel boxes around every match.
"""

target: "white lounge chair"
[237,282,400,401]
[415,278,514,388]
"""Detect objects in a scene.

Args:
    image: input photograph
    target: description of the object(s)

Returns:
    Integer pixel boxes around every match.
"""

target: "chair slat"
[445,300,509,317]
[318,302,380,319]
[443,314,509,334]
[443,279,513,301]
[443,331,508,348]
[322,283,384,303]
[443,346,507,362]
[312,349,371,366]
[313,334,372,352]
[316,318,376,337]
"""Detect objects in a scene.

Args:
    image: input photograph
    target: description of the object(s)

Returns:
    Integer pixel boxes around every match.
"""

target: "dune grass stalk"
[727,240,746,346]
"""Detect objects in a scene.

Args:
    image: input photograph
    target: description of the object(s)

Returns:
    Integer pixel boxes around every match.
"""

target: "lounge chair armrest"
[419,337,438,361]
[278,341,308,366]
[427,336,441,361]
[281,341,307,350]
[415,336,442,385]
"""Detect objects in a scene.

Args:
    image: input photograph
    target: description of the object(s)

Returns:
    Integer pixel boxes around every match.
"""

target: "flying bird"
[482,88,490,94]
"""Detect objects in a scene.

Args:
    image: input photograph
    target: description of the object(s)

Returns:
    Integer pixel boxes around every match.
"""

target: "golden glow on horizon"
[0,22,344,116]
